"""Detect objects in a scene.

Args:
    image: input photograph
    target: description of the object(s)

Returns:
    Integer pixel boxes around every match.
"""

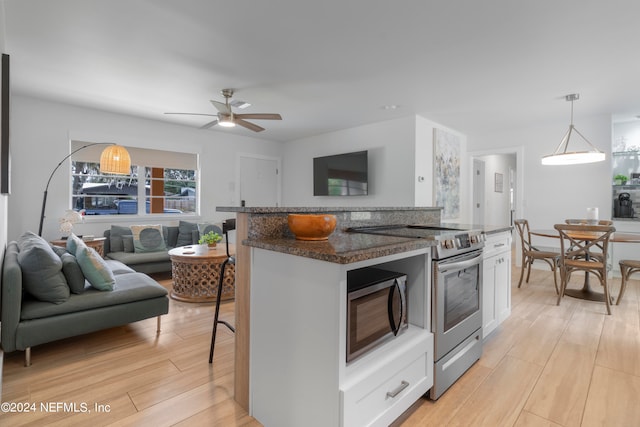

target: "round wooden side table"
[168,244,236,303]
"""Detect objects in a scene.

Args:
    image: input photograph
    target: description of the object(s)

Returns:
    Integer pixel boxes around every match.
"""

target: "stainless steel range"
[348,224,485,400]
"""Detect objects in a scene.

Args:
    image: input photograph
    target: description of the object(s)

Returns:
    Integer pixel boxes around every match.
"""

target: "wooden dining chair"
[554,223,616,314]
[514,219,560,293]
[617,259,640,305]
[564,219,613,264]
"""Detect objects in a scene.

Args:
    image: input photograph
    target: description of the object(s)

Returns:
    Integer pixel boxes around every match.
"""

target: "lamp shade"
[100,144,131,174]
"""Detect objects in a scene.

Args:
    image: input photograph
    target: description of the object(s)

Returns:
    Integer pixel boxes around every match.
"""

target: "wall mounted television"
[313,150,368,196]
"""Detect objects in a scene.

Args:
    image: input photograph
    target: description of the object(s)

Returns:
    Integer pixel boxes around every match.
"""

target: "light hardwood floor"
[1,263,639,426]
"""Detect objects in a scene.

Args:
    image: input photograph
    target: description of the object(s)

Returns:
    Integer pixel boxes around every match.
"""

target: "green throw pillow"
[17,231,70,304]
[122,235,134,252]
[109,225,133,253]
[130,225,167,253]
[60,252,87,294]
[177,220,198,247]
[197,223,223,240]
[66,233,86,254]
[75,245,116,291]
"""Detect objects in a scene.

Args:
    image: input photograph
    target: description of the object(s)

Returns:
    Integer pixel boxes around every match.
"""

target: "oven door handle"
[438,253,483,273]
[388,278,405,336]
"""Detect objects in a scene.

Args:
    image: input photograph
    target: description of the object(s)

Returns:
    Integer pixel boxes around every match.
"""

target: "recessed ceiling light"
[382,104,399,110]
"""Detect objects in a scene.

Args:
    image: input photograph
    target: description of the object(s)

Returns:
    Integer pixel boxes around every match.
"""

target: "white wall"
[469,113,612,233]
[282,115,468,222]
[8,95,284,241]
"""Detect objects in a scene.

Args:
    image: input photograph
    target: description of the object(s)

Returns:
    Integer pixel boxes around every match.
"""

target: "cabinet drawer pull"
[386,380,409,398]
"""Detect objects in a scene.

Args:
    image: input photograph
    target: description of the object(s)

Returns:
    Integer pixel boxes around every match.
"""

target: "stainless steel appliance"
[346,267,408,363]
[614,192,635,218]
[347,224,484,399]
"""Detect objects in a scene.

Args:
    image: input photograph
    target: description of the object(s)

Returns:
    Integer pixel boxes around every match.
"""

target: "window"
[71,142,198,216]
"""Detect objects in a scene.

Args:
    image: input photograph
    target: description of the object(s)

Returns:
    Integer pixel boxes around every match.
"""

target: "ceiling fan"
[165,89,282,132]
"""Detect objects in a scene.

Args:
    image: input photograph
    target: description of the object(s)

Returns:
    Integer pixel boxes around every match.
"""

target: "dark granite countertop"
[244,232,436,264]
[219,206,510,264]
[243,224,512,264]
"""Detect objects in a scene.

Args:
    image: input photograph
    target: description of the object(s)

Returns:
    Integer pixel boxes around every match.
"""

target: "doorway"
[469,147,522,229]
[237,154,281,207]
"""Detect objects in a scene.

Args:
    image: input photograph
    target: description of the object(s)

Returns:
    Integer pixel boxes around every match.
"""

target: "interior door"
[473,159,485,226]
[238,155,280,207]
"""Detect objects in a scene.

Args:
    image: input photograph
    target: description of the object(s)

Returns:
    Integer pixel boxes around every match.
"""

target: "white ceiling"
[4,0,640,142]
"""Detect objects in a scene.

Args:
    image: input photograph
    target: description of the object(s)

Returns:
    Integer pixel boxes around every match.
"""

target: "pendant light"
[541,94,605,165]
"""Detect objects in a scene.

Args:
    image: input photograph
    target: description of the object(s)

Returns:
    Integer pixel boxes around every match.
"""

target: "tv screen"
[313,150,368,196]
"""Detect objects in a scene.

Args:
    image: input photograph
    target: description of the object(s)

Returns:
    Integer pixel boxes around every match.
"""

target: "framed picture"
[1,53,10,194]
[433,128,460,219]
[495,172,503,193]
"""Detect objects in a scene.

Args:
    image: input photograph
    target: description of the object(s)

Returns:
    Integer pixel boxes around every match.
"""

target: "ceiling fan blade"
[234,113,282,120]
[234,118,265,132]
[165,112,218,117]
[210,100,230,114]
[200,118,219,129]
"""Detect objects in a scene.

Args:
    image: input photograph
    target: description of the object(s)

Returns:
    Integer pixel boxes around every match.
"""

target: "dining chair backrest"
[514,219,534,252]
[554,224,615,261]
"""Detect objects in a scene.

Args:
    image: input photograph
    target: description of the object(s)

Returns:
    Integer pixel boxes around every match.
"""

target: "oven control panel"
[436,232,484,258]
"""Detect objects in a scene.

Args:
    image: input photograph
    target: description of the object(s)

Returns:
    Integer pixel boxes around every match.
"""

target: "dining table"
[530,228,640,302]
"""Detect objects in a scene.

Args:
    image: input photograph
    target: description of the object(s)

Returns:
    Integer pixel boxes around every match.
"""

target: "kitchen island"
[216,206,510,426]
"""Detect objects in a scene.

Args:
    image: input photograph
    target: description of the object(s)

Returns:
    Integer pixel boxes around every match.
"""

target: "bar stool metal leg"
[209,257,235,363]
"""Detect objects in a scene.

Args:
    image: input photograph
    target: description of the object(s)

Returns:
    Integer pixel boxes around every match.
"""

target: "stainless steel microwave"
[346,267,408,363]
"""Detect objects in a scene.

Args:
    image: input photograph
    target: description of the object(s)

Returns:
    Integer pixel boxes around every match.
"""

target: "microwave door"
[388,279,406,336]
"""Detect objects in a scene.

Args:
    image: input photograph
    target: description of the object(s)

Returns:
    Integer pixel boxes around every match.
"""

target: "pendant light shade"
[100,144,131,174]
[541,94,605,166]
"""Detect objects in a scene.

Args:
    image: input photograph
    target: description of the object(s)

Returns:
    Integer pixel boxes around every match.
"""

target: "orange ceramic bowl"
[287,214,337,241]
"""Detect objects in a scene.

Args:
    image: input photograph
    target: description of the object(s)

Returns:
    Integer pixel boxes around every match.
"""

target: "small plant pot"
[207,242,217,248]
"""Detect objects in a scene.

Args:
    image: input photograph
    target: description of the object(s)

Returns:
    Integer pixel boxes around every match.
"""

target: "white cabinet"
[249,248,434,427]
[482,231,512,338]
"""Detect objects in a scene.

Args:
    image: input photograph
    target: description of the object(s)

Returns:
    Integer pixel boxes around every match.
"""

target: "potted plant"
[199,231,222,247]
[614,174,628,185]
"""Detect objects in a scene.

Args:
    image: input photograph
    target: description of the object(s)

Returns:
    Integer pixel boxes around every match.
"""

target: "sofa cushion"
[16,231,70,304]
[50,245,86,294]
[103,259,136,275]
[110,225,133,253]
[122,234,134,252]
[177,220,198,247]
[106,250,170,265]
[66,233,86,254]
[21,272,168,320]
[76,245,116,291]
[60,252,88,294]
[197,223,223,240]
[131,225,167,253]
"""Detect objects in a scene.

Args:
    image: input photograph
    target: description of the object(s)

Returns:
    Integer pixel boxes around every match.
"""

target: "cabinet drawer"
[484,233,511,257]
[342,352,428,426]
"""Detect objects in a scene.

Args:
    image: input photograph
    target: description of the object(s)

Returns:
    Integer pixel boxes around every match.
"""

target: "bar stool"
[209,219,236,363]
[618,259,640,305]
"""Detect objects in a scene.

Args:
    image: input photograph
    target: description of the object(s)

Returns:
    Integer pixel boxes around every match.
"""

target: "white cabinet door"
[482,255,498,338]
[482,231,512,339]
[495,252,511,323]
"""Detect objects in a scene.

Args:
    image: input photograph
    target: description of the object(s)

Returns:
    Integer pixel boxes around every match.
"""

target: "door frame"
[235,153,282,207]
[468,145,524,228]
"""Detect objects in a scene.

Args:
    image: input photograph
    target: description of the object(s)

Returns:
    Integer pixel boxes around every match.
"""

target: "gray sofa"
[1,233,169,366]
[103,222,222,274]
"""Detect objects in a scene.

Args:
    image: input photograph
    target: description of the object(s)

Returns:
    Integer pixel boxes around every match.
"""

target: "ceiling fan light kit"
[165,88,281,132]
[541,93,606,166]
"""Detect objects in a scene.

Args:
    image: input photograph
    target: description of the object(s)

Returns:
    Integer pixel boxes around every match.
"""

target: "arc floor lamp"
[38,142,131,236]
